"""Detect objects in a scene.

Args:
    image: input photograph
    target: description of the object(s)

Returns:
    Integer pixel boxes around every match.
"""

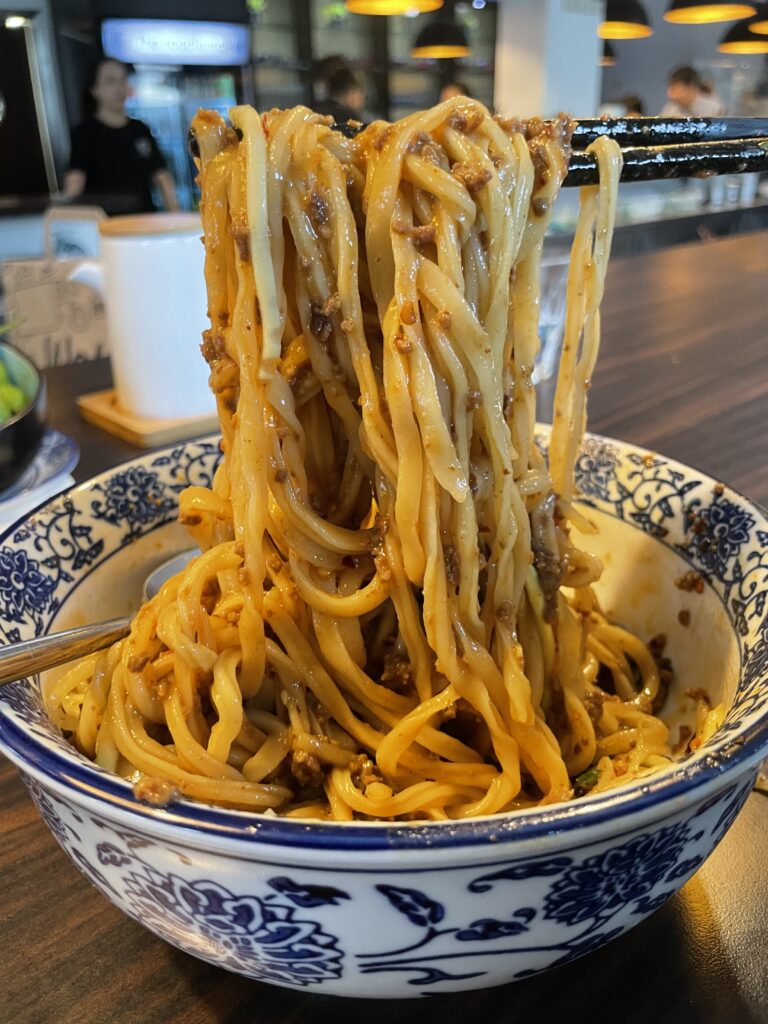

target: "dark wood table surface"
[1,233,767,1023]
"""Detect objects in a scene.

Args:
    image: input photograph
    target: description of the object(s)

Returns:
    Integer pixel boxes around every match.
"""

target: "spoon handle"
[0,618,131,686]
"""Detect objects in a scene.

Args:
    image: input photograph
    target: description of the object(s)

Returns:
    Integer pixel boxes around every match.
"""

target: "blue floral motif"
[743,623,768,694]
[150,444,221,494]
[97,842,132,867]
[372,965,486,987]
[2,677,100,763]
[357,821,703,989]
[715,558,767,738]
[0,497,104,639]
[574,438,620,503]
[12,770,763,995]
[266,877,350,908]
[377,885,445,927]
[684,497,755,582]
[573,439,702,543]
[31,496,104,576]
[693,782,739,819]
[358,886,451,959]
[456,910,534,941]
[2,681,40,720]
[543,823,690,926]
[91,466,176,536]
[23,775,79,847]
[121,867,344,985]
[19,790,344,988]
[0,547,54,624]
[0,438,220,647]
[469,857,573,892]
[710,776,755,846]
[72,847,121,897]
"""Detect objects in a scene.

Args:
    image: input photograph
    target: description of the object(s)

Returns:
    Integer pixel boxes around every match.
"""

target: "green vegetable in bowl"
[0,346,32,424]
[0,382,26,415]
[574,768,600,796]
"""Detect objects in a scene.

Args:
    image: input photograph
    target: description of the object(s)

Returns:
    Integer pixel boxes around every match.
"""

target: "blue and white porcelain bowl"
[0,431,766,998]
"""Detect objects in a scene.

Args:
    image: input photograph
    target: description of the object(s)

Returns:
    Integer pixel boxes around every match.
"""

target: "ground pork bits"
[392,220,436,246]
[452,162,493,195]
[304,186,331,238]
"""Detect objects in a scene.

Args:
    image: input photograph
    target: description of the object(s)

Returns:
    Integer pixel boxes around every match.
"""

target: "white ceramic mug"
[69,213,214,420]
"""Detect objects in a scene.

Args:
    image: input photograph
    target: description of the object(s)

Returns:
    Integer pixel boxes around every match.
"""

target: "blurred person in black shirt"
[314,66,365,124]
[313,55,348,103]
[63,58,178,213]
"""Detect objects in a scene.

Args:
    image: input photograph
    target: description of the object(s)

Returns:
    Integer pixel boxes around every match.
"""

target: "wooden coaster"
[77,389,219,448]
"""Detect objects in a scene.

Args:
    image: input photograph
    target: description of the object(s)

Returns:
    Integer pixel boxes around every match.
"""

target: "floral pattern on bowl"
[0,429,766,996]
[20,771,756,995]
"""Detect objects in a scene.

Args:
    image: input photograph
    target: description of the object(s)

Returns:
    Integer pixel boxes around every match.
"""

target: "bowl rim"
[0,430,766,852]
[0,340,44,427]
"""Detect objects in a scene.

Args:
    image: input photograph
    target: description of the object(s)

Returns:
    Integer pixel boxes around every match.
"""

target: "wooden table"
[1,233,767,1024]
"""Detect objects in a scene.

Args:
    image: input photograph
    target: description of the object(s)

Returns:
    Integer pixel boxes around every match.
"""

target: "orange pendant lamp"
[748,1,768,30]
[411,17,470,58]
[346,0,442,13]
[718,10,768,47]
[599,0,654,38]
[664,1,756,22]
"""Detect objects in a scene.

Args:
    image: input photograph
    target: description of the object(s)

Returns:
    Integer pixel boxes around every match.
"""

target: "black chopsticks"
[567,117,768,186]
[330,116,768,187]
[571,115,768,148]
[566,136,768,187]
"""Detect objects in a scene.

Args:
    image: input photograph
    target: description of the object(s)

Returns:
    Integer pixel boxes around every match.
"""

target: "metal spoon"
[0,548,198,686]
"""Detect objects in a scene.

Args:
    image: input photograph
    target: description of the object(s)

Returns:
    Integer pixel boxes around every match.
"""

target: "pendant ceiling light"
[718,11,768,47]
[599,0,653,38]
[411,17,469,58]
[600,41,618,66]
[664,1,756,22]
[720,11,768,46]
[748,1,768,30]
[346,0,442,14]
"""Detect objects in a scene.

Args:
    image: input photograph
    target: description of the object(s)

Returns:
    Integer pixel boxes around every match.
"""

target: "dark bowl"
[0,343,47,493]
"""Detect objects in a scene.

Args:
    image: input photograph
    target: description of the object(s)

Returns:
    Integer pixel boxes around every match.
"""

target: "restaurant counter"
[2,183,768,264]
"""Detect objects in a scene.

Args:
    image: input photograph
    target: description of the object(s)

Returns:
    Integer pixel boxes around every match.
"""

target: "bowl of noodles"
[0,100,766,997]
[0,431,766,996]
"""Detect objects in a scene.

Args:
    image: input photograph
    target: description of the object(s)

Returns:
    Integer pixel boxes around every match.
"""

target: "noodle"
[46,99,723,819]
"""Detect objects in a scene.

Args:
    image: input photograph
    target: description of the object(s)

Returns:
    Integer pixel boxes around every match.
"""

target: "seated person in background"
[63,58,178,214]
[314,67,366,124]
[622,94,645,117]
[661,66,725,117]
[439,80,472,103]
[312,54,348,104]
